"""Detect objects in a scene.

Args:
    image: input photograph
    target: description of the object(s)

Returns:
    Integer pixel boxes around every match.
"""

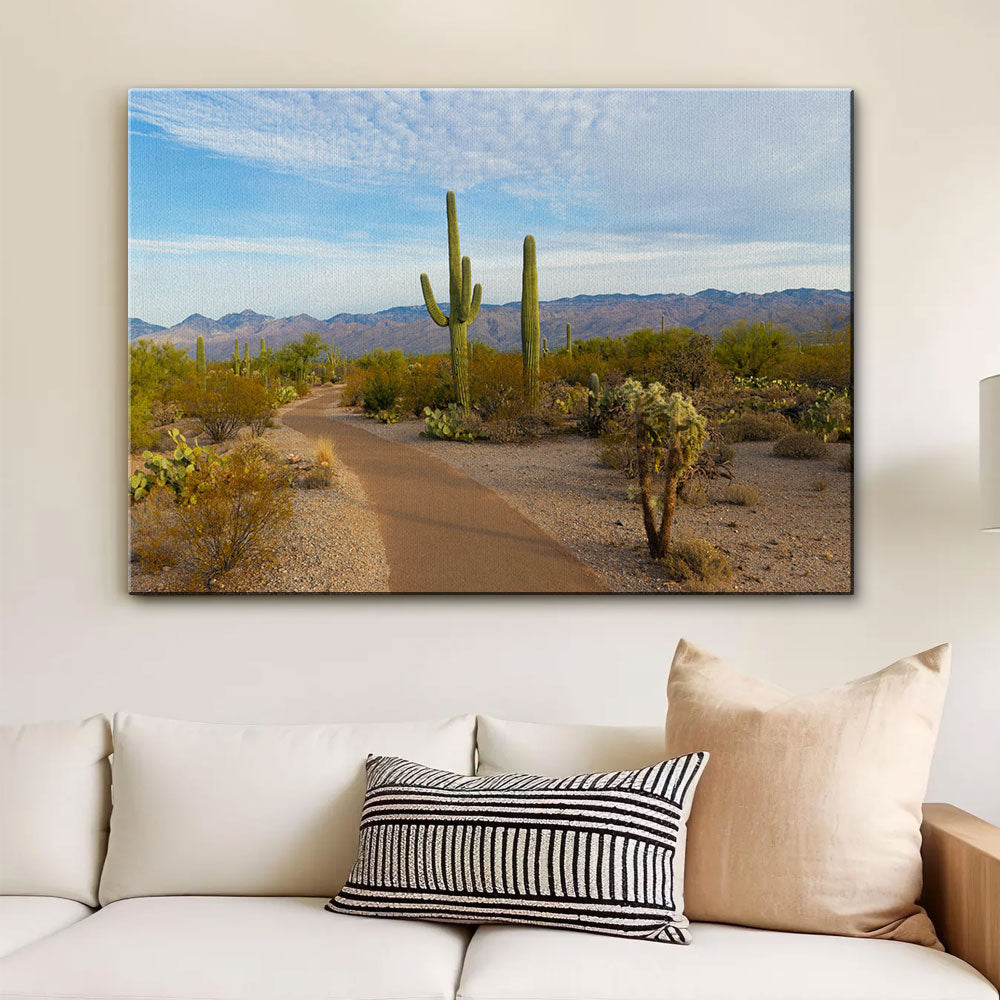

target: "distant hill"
[130,288,851,360]
[128,318,166,340]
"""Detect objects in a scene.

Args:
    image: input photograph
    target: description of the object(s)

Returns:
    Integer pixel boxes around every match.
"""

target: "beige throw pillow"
[665,639,949,947]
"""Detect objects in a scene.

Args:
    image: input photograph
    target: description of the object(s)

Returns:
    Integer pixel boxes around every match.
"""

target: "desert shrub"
[293,380,312,398]
[177,373,272,443]
[773,432,829,460]
[129,340,195,452]
[355,350,407,414]
[300,438,337,489]
[422,405,482,442]
[788,324,852,389]
[481,417,526,444]
[130,491,181,572]
[469,350,525,420]
[679,482,709,506]
[714,321,794,379]
[402,356,453,414]
[812,479,829,492]
[722,482,760,506]
[165,442,293,590]
[660,537,733,592]
[598,419,637,476]
[721,411,792,442]
[714,441,735,464]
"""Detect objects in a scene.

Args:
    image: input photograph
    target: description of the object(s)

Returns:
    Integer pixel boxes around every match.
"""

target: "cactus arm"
[420,273,449,327]
[468,282,482,324]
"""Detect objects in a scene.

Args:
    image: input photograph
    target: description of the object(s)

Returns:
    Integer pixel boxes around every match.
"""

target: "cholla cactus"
[419,190,482,412]
[622,378,707,558]
[520,235,540,410]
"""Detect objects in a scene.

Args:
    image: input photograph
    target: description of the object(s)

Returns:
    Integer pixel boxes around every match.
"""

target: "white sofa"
[1,713,997,1000]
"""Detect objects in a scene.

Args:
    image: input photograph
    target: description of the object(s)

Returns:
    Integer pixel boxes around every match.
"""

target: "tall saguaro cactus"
[566,323,573,356]
[242,342,250,377]
[195,336,206,387]
[521,234,541,411]
[419,190,482,412]
[231,338,240,374]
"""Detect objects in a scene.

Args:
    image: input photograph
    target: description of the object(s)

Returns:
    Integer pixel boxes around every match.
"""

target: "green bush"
[178,373,272,443]
[773,431,828,460]
[714,321,794,379]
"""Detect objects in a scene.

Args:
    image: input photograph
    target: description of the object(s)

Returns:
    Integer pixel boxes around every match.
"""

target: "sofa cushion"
[330,751,708,943]
[476,717,665,777]
[456,922,998,1000]
[99,713,476,903]
[0,896,471,1000]
[665,641,948,947]
[0,898,92,959]
[0,716,111,905]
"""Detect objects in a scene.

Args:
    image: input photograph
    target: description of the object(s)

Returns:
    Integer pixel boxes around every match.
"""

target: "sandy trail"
[282,387,607,594]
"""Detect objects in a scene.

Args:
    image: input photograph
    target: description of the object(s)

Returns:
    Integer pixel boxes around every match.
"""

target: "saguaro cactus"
[195,336,206,386]
[242,342,250,377]
[566,323,573,356]
[588,372,600,412]
[661,314,666,335]
[520,234,540,411]
[231,338,240,374]
[419,190,482,412]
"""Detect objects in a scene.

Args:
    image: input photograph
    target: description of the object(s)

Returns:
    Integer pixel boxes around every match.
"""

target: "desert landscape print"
[128,88,852,594]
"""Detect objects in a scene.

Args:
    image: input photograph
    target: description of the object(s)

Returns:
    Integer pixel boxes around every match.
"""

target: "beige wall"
[2,0,998,821]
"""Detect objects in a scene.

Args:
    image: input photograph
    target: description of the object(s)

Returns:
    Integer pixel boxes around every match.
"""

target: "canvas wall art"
[128,88,852,594]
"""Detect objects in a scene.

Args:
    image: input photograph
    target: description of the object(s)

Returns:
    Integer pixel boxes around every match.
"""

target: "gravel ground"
[343,406,852,594]
[129,398,389,594]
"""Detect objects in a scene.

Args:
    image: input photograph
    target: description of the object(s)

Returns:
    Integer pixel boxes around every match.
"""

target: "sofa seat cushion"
[0,896,471,1000]
[457,922,998,1000]
[0,898,92,959]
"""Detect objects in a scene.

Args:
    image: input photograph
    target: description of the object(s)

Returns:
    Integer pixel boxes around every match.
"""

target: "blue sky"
[128,88,851,325]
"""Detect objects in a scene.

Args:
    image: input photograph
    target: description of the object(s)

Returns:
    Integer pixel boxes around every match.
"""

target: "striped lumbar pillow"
[328,750,708,943]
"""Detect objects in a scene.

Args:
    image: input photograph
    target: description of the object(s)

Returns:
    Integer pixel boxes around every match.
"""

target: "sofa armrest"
[921,803,1000,989]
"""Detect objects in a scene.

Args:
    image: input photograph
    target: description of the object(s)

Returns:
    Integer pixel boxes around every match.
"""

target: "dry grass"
[773,431,828,460]
[812,479,829,492]
[721,412,792,443]
[660,537,733,592]
[722,482,760,506]
[300,438,338,489]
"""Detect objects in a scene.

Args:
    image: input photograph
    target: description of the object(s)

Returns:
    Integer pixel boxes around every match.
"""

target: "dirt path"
[282,387,607,593]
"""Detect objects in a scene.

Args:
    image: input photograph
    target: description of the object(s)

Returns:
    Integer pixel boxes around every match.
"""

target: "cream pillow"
[99,713,476,904]
[665,640,949,947]
[0,716,111,905]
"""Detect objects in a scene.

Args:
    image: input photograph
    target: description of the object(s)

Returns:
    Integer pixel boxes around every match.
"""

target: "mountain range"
[129,288,851,361]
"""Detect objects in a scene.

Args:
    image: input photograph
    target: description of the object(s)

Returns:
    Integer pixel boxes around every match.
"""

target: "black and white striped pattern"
[328,751,708,943]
